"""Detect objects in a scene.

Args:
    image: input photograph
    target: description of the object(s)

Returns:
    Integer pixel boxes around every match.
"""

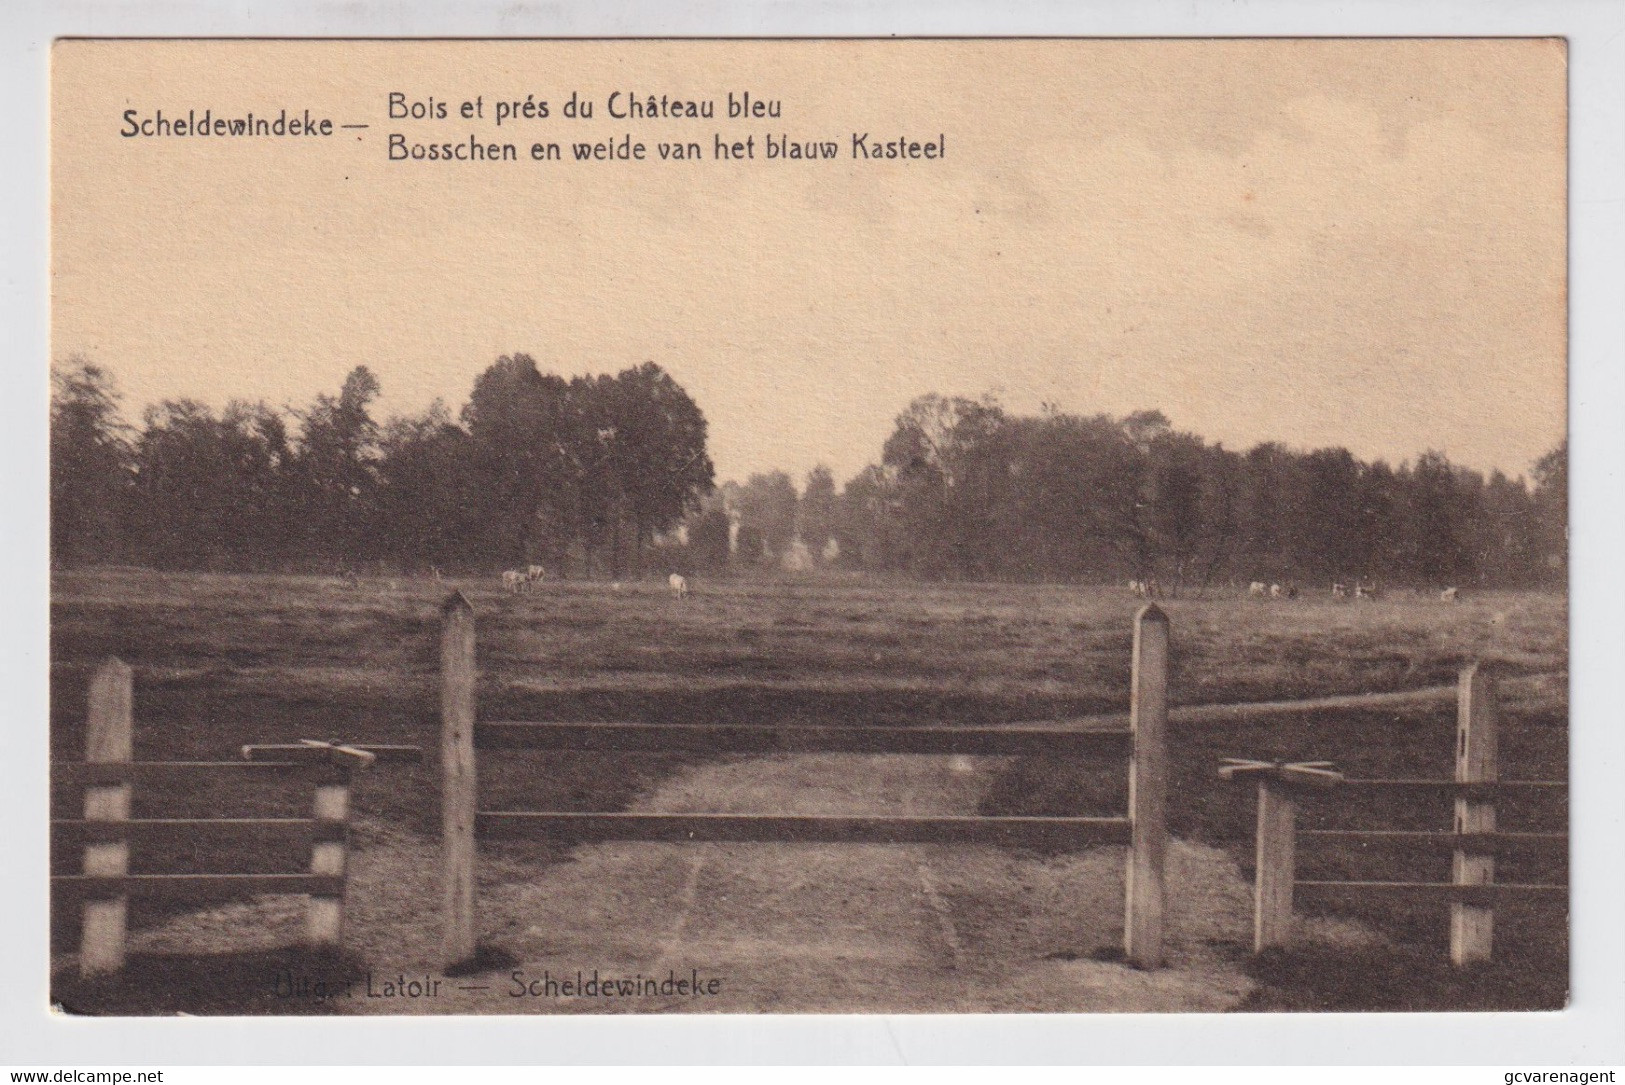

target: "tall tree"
[1236,442,1302,581]
[1140,429,1207,592]
[288,366,384,567]
[1531,440,1567,583]
[736,471,799,564]
[129,399,286,569]
[1007,411,1140,581]
[687,502,734,572]
[599,361,715,573]
[1353,459,1403,584]
[881,393,1006,576]
[50,360,133,567]
[834,464,899,570]
[799,465,839,562]
[1399,451,1473,585]
[375,401,481,570]
[1468,468,1538,587]
[1299,448,1364,580]
[462,355,574,568]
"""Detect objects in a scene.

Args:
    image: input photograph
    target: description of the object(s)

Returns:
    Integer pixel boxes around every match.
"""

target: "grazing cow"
[1332,582,1347,599]
[1269,583,1282,599]
[668,573,689,599]
[501,566,546,594]
[1248,581,1268,597]
[1440,586,1459,603]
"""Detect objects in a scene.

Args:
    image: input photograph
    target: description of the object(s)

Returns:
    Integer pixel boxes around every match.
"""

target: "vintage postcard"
[48,38,1567,1016]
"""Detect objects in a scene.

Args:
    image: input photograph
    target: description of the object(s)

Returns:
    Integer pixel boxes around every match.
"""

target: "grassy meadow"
[48,568,1568,1012]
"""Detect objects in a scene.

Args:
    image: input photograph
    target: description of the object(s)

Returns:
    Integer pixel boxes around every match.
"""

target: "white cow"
[1332,582,1347,599]
[1440,586,1459,603]
[668,573,689,599]
[500,565,546,594]
[1269,583,1283,599]
[1248,581,1268,597]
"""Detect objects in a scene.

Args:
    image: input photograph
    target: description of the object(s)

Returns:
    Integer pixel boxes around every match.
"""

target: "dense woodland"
[50,355,713,578]
[51,360,1566,590]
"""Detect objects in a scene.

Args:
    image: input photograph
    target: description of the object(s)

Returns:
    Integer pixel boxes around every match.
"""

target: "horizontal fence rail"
[1297,830,1568,856]
[53,817,347,845]
[1336,778,1568,797]
[1295,881,1569,905]
[476,721,1133,756]
[1028,671,1564,732]
[54,761,318,783]
[477,812,1133,848]
[54,873,347,903]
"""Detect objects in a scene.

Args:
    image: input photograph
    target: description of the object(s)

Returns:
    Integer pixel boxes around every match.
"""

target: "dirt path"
[416,752,1254,1013]
[121,752,1259,1013]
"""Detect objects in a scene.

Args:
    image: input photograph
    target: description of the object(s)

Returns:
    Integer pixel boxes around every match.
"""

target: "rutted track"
[121,749,1259,1013]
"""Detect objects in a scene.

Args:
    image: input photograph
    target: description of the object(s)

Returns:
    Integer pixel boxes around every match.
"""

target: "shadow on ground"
[1240,939,1568,1012]
[51,947,369,1016]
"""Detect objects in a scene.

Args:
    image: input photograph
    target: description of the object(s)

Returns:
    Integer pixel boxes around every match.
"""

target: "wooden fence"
[51,657,418,977]
[1220,663,1568,965]
[438,593,1173,970]
[53,609,1567,980]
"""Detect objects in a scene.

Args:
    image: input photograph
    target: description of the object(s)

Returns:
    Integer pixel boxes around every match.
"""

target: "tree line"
[50,356,713,576]
[711,395,1566,591]
[53,364,1564,589]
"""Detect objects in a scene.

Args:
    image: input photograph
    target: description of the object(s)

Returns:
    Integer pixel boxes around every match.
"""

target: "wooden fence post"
[80,658,133,977]
[307,772,350,947]
[1125,604,1169,967]
[440,591,478,969]
[1451,663,1498,966]
[1253,779,1297,951]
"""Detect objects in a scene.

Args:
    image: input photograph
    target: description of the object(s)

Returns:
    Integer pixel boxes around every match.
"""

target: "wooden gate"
[437,593,1173,971]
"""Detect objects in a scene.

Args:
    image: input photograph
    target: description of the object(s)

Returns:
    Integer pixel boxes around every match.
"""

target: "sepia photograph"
[46,37,1569,1018]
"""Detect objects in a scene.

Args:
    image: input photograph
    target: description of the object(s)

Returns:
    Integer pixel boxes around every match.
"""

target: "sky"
[52,39,1566,487]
